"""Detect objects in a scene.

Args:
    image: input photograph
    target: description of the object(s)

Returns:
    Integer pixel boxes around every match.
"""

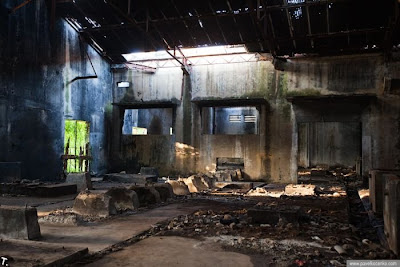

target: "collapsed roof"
[57,0,400,63]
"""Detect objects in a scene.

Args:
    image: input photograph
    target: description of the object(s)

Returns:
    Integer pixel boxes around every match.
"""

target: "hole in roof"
[122,45,248,62]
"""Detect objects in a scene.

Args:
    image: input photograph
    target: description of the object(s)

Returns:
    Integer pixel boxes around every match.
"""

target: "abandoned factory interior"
[1,0,400,266]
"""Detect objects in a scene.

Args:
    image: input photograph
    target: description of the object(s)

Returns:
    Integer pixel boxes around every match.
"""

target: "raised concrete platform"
[0,183,77,197]
[73,190,117,217]
[103,173,157,184]
[66,172,92,191]
[41,202,208,252]
[383,174,400,255]
[0,162,21,183]
[0,206,41,240]
[369,169,400,216]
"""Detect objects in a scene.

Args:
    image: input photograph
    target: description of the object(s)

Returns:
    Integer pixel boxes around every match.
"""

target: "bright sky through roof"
[122,45,248,62]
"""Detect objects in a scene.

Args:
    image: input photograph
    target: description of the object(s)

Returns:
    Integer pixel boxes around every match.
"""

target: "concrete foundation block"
[103,173,156,184]
[105,188,139,211]
[179,176,210,193]
[248,205,301,225]
[369,170,400,216]
[129,186,161,207]
[66,172,92,192]
[0,206,41,240]
[139,167,159,178]
[0,162,21,183]
[285,184,316,196]
[166,180,190,195]
[154,183,174,201]
[73,190,117,217]
[383,174,400,255]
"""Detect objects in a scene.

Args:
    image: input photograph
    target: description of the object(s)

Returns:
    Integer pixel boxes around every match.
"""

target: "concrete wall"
[0,1,112,180]
[112,52,400,182]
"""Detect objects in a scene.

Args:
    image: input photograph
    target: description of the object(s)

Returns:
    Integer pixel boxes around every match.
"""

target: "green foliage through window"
[64,120,90,173]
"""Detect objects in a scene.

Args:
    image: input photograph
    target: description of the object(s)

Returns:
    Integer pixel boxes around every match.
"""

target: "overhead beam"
[79,0,352,33]
[282,0,297,50]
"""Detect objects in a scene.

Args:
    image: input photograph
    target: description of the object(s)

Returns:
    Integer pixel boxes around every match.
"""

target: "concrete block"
[166,180,190,195]
[73,190,117,217]
[0,206,41,240]
[154,183,174,201]
[105,188,139,211]
[369,170,400,216]
[0,162,21,182]
[129,186,161,207]
[33,184,77,197]
[383,174,400,255]
[66,172,92,192]
[139,167,159,178]
[179,176,210,193]
[248,205,301,225]
[285,184,316,196]
[103,173,156,184]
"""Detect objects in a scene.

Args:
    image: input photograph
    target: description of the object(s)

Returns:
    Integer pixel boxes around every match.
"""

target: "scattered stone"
[285,184,316,196]
[333,245,346,255]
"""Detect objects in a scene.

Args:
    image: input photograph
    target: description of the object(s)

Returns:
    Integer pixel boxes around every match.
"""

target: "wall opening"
[202,106,259,135]
[297,121,362,170]
[122,108,173,135]
[64,119,90,173]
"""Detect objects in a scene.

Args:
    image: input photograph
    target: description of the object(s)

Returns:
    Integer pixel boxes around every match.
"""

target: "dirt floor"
[1,168,397,266]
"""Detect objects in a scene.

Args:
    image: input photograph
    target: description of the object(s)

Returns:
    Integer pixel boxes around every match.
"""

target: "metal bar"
[170,0,198,46]
[194,8,213,44]
[9,0,32,14]
[305,2,314,48]
[107,1,160,50]
[283,0,297,50]
[226,0,244,43]
[326,3,330,33]
[208,1,228,44]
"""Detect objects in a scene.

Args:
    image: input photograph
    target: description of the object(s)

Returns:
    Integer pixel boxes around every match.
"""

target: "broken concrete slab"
[285,184,316,196]
[103,173,157,184]
[129,186,161,206]
[166,180,190,195]
[105,187,139,211]
[73,190,117,217]
[0,206,41,240]
[154,183,174,202]
[248,205,301,225]
[383,174,400,255]
[66,172,93,192]
[0,162,21,183]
